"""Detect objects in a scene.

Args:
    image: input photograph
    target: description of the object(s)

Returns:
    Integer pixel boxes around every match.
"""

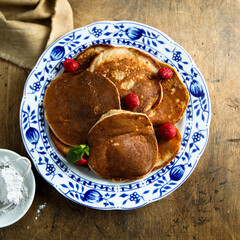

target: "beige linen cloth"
[0,0,73,69]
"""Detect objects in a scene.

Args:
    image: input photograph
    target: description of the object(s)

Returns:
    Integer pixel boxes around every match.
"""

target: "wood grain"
[0,0,239,239]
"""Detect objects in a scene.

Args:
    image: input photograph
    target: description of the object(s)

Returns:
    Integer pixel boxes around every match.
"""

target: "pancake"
[49,128,71,157]
[87,110,158,181]
[44,70,121,146]
[146,63,189,125]
[75,44,114,72]
[89,47,162,113]
[153,126,181,171]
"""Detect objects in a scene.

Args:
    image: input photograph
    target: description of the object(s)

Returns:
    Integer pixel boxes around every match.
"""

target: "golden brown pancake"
[49,44,114,153]
[153,127,181,171]
[75,44,114,72]
[146,63,189,125]
[89,47,162,113]
[44,70,121,146]
[49,128,71,157]
[87,110,158,181]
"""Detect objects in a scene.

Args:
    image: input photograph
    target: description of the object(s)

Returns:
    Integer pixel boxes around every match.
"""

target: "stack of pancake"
[44,44,189,181]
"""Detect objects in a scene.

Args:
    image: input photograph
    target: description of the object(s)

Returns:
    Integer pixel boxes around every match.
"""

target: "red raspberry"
[63,59,79,72]
[158,123,176,141]
[124,93,140,109]
[75,158,87,166]
[158,68,173,79]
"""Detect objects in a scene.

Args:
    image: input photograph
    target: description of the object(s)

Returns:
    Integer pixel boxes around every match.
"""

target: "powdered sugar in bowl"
[0,149,35,228]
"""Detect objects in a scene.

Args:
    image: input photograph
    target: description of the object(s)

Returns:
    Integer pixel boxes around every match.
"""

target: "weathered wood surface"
[0,0,239,239]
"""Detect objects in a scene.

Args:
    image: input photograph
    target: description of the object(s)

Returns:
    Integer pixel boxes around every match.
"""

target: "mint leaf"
[67,144,89,164]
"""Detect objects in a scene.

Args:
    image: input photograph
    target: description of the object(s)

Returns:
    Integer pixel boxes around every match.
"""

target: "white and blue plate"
[20,21,211,210]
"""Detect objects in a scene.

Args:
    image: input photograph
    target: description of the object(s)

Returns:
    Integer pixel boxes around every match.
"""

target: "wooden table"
[0,0,239,239]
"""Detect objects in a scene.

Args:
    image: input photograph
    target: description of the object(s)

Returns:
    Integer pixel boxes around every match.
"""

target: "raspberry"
[158,68,173,79]
[124,93,140,109]
[63,59,79,72]
[75,158,87,166]
[158,123,176,141]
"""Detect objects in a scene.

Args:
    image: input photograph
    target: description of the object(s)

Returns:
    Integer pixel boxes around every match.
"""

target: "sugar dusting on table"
[35,202,47,220]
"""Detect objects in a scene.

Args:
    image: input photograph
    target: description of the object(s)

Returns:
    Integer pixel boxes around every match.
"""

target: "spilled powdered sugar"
[35,202,47,220]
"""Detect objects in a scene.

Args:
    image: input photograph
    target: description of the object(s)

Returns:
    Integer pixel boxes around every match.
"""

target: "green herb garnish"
[67,144,89,163]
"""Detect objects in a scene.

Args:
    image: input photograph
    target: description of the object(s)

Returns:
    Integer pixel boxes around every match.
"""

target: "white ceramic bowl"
[0,149,36,228]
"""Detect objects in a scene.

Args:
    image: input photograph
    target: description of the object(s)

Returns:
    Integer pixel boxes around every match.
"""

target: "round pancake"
[146,63,189,125]
[75,44,114,73]
[89,47,162,113]
[152,126,181,171]
[49,128,71,157]
[87,110,158,181]
[44,70,121,146]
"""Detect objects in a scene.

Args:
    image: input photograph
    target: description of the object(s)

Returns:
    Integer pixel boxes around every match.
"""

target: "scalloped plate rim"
[19,20,211,210]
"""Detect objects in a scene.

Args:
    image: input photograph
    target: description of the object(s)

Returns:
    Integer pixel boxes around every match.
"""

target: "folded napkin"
[0,0,73,69]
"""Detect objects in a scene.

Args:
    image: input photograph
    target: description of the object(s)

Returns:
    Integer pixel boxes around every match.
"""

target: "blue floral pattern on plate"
[20,21,211,210]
